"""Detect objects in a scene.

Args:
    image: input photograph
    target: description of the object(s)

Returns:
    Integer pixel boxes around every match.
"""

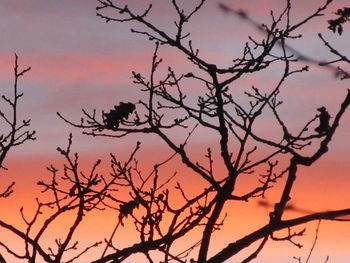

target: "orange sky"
[1,0,350,262]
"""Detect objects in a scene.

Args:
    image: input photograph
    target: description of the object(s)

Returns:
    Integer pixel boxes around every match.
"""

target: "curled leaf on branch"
[314,106,331,135]
[118,200,139,226]
[328,7,350,35]
[103,102,136,130]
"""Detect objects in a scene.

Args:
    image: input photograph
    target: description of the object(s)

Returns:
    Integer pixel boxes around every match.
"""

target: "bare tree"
[0,54,35,196]
[0,55,35,261]
[64,0,350,261]
[0,55,35,172]
[1,0,350,262]
[1,133,139,263]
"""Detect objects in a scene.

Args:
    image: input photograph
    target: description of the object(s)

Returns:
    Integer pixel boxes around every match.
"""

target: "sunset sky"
[1,0,350,262]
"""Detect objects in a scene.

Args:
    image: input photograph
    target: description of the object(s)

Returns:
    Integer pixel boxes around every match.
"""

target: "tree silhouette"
[0,55,35,172]
[0,54,35,199]
[0,55,35,261]
[1,0,350,262]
